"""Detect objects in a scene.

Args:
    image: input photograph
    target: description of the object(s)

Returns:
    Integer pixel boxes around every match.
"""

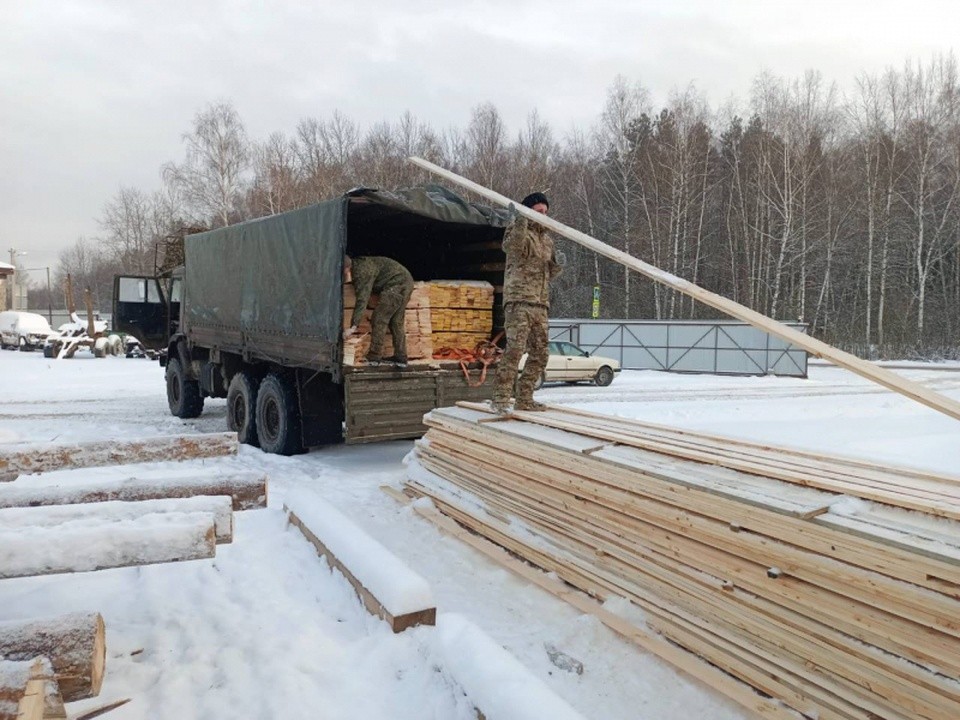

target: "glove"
[343,325,358,340]
[506,203,519,224]
[555,250,567,267]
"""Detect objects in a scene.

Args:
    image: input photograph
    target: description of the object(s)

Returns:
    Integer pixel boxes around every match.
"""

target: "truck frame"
[114,186,508,454]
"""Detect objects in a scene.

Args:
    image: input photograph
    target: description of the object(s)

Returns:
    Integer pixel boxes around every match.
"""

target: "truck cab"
[112,268,183,356]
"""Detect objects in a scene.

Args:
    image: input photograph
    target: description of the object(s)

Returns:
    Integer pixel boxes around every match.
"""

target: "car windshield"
[558,342,588,357]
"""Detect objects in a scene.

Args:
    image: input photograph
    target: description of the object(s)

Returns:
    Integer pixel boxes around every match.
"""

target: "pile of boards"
[406,403,960,720]
[0,432,268,718]
[343,280,494,364]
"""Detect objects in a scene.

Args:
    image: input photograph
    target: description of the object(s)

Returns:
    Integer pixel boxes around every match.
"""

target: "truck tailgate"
[344,366,495,444]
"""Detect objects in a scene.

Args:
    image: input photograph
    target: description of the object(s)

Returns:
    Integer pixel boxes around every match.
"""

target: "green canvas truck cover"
[183,185,509,351]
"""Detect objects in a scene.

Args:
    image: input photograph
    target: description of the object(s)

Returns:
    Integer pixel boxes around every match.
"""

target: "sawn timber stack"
[405,403,960,720]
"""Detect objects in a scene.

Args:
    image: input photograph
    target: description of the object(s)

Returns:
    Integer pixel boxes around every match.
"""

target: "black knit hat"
[521,192,549,209]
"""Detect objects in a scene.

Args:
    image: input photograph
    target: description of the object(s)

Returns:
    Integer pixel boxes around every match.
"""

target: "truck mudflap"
[343,364,495,444]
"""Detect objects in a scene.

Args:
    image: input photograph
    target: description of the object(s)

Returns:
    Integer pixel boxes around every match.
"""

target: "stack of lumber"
[343,280,494,364]
[405,403,960,720]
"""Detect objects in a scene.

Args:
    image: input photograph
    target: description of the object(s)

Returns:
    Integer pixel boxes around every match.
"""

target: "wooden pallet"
[406,404,960,720]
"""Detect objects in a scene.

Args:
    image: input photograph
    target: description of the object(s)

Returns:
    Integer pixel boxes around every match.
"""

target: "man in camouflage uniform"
[344,255,415,366]
[493,192,562,412]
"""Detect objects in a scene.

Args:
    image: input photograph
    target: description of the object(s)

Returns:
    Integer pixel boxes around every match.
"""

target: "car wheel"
[255,373,303,455]
[166,357,204,418]
[227,371,261,447]
[594,366,615,387]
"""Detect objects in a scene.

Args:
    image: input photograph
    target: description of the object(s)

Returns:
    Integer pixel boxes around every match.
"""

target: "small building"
[0,261,14,312]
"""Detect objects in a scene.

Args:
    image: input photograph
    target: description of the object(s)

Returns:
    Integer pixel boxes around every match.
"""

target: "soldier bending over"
[344,255,414,367]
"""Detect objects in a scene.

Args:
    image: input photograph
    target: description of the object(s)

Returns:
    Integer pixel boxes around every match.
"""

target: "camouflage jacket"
[501,214,562,307]
[349,256,414,327]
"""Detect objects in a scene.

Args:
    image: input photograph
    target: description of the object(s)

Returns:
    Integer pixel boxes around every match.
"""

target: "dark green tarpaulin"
[183,185,508,347]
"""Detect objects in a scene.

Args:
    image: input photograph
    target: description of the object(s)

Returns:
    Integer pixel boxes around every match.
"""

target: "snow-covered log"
[0,613,105,702]
[0,433,239,481]
[0,512,216,578]
[437,614,588,720]
[0,657,65,720]
[0,496,234,544]
[284,491,436,632]
[0,471,267,511]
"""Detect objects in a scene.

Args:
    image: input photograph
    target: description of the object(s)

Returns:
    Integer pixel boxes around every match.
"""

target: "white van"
[0,311,54,351]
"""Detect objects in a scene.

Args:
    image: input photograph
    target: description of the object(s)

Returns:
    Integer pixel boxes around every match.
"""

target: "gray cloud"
[1,0,957,272]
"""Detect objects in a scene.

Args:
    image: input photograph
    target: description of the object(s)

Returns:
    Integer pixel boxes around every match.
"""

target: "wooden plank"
[0,657,65,720]
[410,156,960,423]
[284,500,435,633]
[0,433,239,482]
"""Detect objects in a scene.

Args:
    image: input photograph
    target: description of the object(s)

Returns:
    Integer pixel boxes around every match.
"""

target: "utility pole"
[7,248,27,311]
[25,266,53,324]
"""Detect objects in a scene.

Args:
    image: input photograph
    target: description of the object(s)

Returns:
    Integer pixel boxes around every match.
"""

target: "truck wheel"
[255,373,302,455]
[227,371,260,447]
[166,357,204,418]
[594,366,615,387]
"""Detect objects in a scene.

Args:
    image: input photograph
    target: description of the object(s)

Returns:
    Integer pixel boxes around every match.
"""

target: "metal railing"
[549,319,808,378]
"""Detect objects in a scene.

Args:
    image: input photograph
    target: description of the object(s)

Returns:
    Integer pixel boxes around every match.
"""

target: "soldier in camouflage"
[493,192,562,412]
[344,255,415,366]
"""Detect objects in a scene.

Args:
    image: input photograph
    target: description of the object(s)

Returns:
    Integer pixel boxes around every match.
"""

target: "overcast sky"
[2,0,959,276]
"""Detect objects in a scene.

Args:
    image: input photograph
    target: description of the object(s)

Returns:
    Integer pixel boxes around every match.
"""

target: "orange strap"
[433,332,504,387]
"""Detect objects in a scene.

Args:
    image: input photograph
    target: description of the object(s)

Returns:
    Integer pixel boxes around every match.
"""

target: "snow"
[1,351,958,719]
[284,490,435,617]
[437,613,588,720]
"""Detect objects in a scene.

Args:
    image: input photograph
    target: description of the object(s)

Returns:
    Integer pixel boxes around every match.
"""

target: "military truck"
[114,186,508,454]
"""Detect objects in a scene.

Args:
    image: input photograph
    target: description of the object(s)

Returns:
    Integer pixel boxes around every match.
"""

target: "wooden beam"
[0,613,105,702]
[0,513,216,578]
[0,471,268,511]
[0,434,239,482]
[408,156,960,424]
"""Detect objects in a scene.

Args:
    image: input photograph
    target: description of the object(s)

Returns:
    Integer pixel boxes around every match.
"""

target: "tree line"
[48,53,960,358]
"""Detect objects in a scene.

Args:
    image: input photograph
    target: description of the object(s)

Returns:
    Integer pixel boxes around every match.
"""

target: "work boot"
[364,354,383,367]
[515,399,547,411]
[383,355,408,368]
[489,398,512,415]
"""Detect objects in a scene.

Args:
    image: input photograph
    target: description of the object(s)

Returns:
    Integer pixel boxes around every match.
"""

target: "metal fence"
[549,319,809,377]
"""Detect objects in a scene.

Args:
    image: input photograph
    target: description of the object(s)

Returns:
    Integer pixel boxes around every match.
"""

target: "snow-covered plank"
[0,512,216,578]
[0,613,105,703]
[0,433,239,481]
[0,496,234,544]
[0,471,267,511]
[437,614,588,720]
[284,491,435,632]
[0,657,65,720]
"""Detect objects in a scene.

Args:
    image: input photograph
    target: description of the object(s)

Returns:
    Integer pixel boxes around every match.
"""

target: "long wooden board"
[408,156,960,423]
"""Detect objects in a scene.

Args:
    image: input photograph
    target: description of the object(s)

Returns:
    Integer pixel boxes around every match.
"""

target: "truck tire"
[594,366,615,387]
[166,357,204,418]
[227,371,260,447]
[255,373,302,455]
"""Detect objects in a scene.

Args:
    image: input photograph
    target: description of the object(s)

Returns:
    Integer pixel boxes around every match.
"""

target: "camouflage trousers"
[369,279,414,360]
[494,302,549,404]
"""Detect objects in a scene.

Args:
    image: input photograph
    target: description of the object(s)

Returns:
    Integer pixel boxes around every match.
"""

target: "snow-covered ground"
[1,349,959,719]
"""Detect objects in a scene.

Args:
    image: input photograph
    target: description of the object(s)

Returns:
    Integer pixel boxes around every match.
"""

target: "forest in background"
[37,53,960,358]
